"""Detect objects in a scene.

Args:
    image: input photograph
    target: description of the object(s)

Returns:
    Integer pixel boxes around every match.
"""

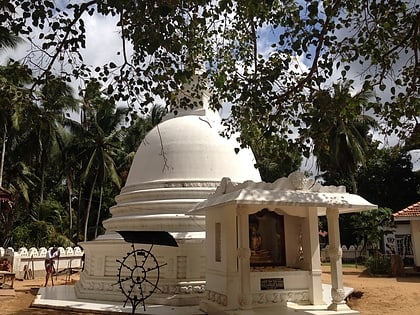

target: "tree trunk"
[84,172,97,242]
[76,181,82,243]
[39,148,48,204]
[94,186,103,239]
[67,174,73,237]
[350,173,358,194]
[40,164,45,204]
[0,125,7,187]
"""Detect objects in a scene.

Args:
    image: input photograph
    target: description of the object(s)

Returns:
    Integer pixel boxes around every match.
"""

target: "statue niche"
[249,209,286,267]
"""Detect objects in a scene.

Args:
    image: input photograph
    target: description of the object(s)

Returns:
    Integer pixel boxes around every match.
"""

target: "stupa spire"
[165,57,219,121]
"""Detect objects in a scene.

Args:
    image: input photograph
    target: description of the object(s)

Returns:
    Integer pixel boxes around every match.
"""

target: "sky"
[1,7,419,173]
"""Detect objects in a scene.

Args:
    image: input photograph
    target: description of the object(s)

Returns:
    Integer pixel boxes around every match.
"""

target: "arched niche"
[249,209,286,267]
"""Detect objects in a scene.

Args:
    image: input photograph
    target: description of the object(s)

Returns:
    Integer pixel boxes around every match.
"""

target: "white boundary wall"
[320,245,367,263]
[0,246,84,278]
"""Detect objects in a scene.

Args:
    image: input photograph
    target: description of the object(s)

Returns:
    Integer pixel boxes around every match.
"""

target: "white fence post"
[1,246,84,279]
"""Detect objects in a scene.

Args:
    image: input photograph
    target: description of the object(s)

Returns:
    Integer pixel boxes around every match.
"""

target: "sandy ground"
[0,266,419,315]
[323,266,420,315]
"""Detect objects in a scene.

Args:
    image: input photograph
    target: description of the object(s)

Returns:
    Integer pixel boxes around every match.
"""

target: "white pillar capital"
[328,246,343,262]
[326,207,339,220]
[237,247,251,259]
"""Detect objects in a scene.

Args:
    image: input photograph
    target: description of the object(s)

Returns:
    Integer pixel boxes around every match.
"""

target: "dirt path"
[322,266,420,315]
[0,275,98,315]
[0,266,419,314]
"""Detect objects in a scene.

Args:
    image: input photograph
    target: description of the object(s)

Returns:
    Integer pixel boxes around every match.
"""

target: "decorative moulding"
[213,171,346,197]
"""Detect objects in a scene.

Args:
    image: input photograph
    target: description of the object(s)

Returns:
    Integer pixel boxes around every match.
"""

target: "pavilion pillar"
[237,211,252,310]
[326,207,350,311]
[307,207,323,305]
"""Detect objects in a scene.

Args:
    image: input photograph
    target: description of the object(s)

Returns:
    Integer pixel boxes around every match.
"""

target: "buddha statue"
[250,221,262,253]
[249,215,274,265]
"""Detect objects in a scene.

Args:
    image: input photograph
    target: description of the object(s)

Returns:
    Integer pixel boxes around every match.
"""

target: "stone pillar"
[307,207,323,305]
[326,207,349,311]
[237,212,252,310]
[10,251,22,278]
[411,221,420,268]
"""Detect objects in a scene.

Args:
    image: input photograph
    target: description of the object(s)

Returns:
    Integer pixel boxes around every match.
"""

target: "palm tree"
[0,61,36,245]
[75,80,128,241]
[0,61,32,186]
[0,2,24,187]
[310,82,378,193]
[0,5,22,52]
[37,79,78,203]
[58,129,79,239]
[0,27,21,51]
[12,77,78,203]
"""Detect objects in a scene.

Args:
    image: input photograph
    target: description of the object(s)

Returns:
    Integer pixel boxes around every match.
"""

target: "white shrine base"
[32,284,358,315]
[76,233,206,306]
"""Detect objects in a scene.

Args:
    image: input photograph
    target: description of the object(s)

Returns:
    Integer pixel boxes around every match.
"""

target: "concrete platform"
[33,285,205,314]
[32,284,357,315]
[0,288,15,297]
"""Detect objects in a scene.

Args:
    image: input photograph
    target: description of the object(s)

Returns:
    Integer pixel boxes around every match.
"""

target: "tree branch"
[274,0,342,109]
[31,0,97,90]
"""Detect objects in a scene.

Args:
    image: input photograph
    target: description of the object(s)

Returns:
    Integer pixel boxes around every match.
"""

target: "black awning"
[116,231,178,247]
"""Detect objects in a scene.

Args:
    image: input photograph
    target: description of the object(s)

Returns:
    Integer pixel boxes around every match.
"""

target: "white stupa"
[74,68,261,305]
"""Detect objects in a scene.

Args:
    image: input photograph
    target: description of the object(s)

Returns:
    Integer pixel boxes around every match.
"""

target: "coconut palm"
[0,3,22,52]
[0,61,37,246]
[0,61,32,185]
[13,78,78,203]
[309,82,378,193]
[58,129,80,239]
[0,27,20,186]
[73,79,128,241]
[0,26,21,51]
[0,0,24,188]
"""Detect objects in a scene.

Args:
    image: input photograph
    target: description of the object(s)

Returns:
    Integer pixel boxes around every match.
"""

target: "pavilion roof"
[190,172,377,216]
[393,201,420,221]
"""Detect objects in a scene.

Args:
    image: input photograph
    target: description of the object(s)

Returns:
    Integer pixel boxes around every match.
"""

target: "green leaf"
[390,87,395,95]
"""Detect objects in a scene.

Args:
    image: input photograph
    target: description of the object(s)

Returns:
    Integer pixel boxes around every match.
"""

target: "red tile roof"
[393,201,420,218]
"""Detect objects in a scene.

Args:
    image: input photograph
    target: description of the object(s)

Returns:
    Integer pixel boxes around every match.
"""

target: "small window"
[215,222,221,262]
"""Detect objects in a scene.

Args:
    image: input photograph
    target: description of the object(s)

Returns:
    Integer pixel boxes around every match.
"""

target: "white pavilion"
[190,174,376,314]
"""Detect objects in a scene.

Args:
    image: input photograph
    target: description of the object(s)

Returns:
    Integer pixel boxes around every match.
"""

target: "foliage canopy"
[2,0,418,151]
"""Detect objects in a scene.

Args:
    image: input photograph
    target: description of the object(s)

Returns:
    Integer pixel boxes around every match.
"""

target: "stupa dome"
[103,111,261,233]
[125,114,260,186]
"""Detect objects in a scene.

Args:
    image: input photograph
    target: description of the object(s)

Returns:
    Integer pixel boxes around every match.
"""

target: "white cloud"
[410,150,420,172]
[82,15,127,67]
[1,12,126,78]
